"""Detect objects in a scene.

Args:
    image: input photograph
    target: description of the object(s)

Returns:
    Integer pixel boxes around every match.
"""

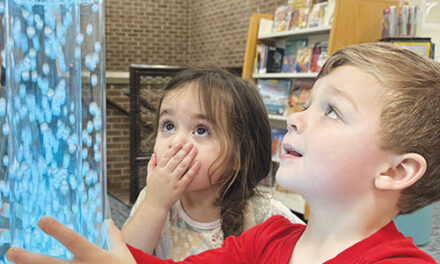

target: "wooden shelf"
[253,72,318,79]
[258,25,331,40]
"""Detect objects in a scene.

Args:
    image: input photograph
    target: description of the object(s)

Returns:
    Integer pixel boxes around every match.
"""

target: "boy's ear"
[375,153,427,191]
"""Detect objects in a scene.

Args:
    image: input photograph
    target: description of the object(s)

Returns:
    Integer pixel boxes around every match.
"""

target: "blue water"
[0,0,107,260]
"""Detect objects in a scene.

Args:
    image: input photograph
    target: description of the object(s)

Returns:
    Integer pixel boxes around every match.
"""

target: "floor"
[108,194,440,262]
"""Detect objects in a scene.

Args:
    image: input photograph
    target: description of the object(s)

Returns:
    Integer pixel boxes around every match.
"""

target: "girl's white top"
[126,186,303,261]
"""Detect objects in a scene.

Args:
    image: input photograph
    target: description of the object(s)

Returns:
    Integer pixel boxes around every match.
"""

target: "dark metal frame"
[129,64,181,204]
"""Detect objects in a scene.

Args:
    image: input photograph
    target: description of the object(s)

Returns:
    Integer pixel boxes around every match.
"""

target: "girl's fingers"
[173,146,198,177]
[163,143,194,172]
[156,144,182,167]
[7,248,66,264]
[179,161,201,187]
[38,217,100,259]
[146,153,157,177]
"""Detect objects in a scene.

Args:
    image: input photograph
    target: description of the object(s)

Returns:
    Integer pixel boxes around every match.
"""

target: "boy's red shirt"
[127,215,436,263]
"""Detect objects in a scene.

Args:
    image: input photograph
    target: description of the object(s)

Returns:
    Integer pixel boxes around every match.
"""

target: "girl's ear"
[375,153,427,191]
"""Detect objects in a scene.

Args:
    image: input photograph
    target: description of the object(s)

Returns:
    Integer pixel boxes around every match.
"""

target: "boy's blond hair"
[318,42,440,214]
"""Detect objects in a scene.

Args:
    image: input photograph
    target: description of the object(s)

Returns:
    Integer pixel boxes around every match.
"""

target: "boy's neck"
[180,189,221,223]
[290,197,399,264]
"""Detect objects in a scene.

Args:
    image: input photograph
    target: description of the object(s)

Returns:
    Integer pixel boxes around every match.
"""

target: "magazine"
[285,78,315,116]
[282,39,308,73]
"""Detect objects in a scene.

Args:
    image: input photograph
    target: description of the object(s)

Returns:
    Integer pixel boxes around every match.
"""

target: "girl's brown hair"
[319,42,440,214]
[155,65,271,237]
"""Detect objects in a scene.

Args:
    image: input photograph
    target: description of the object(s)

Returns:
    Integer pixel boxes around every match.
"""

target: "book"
[271,128,288,159]
[294,46,312,73]
[272,5,293,33]
[285,78,315,116]
[256,43,268,74]
[310,41,328,73]
[282,39,308,73]
[258,18,273,37]
[266,46,284,73]
[308,2,327,28]
[257,79,292,115]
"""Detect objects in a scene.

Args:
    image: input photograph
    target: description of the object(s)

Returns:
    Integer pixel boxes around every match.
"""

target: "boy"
[6,43,439,263]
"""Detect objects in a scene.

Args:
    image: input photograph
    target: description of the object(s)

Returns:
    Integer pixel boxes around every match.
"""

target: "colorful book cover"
[308,2,327,28]
[285,78,315,116]
[257,79,292,115]
[310,42,328,73]
[294,46,312,73]
[282,39,308,73]
[272,5,293,33]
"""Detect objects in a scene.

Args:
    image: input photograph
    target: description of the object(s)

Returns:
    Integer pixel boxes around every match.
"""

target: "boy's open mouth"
[283,144,303,157]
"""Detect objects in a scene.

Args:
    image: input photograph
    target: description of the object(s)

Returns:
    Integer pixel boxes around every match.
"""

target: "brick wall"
[105,0,280,70]
[188,0,280,67]
[105,0,190,71]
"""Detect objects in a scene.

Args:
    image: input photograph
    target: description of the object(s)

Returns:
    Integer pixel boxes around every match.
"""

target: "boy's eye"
[325,106,339,119]
[194,126,210,137]
[163,122,175,132]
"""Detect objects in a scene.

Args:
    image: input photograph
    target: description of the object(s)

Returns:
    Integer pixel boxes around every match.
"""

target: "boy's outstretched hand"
[6,217,136,264]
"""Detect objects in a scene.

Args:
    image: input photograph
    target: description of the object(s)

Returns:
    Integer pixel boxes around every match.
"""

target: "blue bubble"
[93,117,102,131]
[21,70,30,82]
[60,180,69,196]
[26,26,35,38]
[87,121,93,133]
[74,46,81,59]
[81,148,88,160]
[87,135,92,147]
[94,42,101,53]
[42,63,50,75]
[94,152,101,162]
[32,36,40,51]
[68,143,77,154]
[19,84,26,98]
[76,34,84,45]
[2,123,9,136]
[31,70,38,82]
[91,74,97,86]
[95,133,101,145]
[69,114,75,125]
[3,156,9,166]
[28,48,37,58]
[0,98,6,116]
[93,144,99,153]
[63,13,73,28]
[86,24,93,35]
[63,154,70,169]
[92,4,99,12]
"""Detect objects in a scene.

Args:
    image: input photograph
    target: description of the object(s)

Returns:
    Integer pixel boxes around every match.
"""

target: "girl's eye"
[325,106,339,119]
[162,122,175,132]
[194,126,210,137]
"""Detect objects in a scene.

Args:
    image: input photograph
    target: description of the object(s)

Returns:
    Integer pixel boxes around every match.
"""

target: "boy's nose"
[287,112,305,134]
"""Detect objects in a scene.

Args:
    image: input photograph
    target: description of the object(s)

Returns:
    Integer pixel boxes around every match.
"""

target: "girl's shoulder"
[243,192,304,230]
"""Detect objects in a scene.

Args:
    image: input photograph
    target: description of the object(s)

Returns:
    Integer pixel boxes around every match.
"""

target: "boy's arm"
[122,143,200,253]
[6,217,136,264]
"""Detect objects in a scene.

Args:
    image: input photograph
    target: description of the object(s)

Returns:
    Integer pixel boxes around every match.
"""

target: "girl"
[121,65,302,260]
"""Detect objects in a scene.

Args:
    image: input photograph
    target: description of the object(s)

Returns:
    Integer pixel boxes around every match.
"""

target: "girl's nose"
[169,132,189,148]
